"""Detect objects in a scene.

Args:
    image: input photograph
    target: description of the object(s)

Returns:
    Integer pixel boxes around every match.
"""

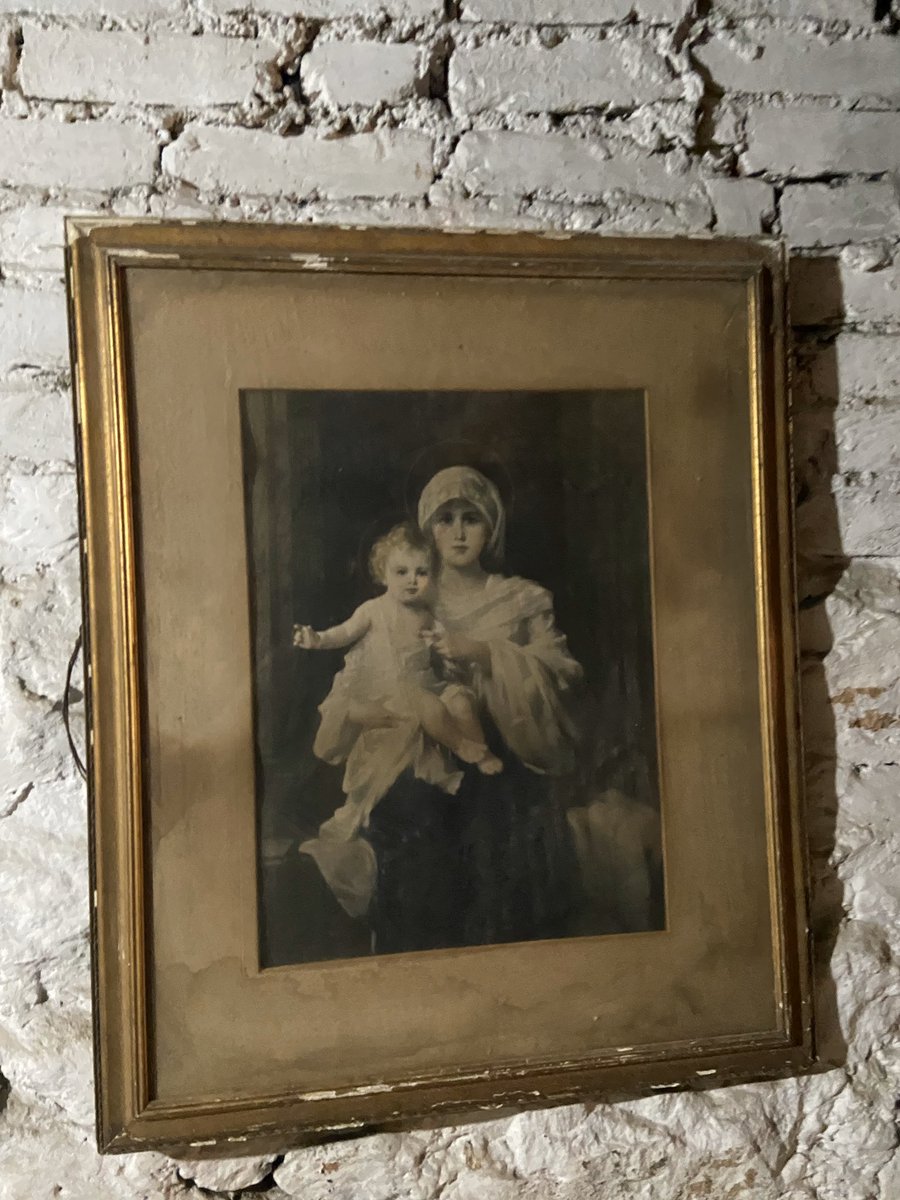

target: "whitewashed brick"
[316,0,441,10]
[799,559,900,659]
[705,178,774,236]
[176,1158,278,1192]
[0,0,174,15]
[782,183,900,249]
[0,472,78,573]
[791,491,848,560]
[462,0,629,18]
[0,385,74,465]
[835,335,900,401]
[743,109,900,178]
[0,205,69,272]
[711,100,742,148]
[301,41,422,108]
[0,287,69,376]
[717,0,874,20]
[162,124,433,199]
[0,545,82,752]
[202,0,442,16]
[838,263,900,328]
[794,404,900,516]
[600,198,710,233]
[426,187,703,235]
[0,21,14,83]
[799,481,900,559]
[447,131,703,205]
[829,694,900,778]
[19,27,275,107]
[632,0,694,14]
[459,0,692,22]
[0,119,157,191]
[800,404,900,479]
[806,334,900,403]
[450,38,680,115]
[696,34,900,104]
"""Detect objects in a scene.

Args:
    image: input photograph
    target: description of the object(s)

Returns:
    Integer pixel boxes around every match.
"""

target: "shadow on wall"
[790,252,848,1074]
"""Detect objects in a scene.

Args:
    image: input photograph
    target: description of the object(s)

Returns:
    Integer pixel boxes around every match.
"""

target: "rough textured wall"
[0,0,898,1196]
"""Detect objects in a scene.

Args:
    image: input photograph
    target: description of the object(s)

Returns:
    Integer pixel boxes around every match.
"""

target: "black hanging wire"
[62,629,87,781]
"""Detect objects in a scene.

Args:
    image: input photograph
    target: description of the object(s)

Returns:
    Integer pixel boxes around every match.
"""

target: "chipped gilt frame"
[66,221,812,1156]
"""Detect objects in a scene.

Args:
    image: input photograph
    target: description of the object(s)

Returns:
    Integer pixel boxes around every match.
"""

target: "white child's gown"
[298,595,463,917]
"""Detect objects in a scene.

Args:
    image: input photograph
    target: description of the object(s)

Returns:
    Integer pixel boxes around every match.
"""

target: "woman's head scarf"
[417,465,506,563]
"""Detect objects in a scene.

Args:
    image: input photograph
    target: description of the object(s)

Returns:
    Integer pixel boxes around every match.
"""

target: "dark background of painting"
[240,390,661,963]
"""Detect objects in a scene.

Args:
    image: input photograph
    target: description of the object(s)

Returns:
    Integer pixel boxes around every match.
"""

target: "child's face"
[384,546,432,605]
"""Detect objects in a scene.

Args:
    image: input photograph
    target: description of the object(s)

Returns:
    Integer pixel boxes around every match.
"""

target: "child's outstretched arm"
[293,603,372,651]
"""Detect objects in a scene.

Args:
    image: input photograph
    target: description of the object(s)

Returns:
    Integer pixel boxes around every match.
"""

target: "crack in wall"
[1,780,33,819]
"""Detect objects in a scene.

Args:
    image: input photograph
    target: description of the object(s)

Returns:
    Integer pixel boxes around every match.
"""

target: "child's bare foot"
[455,739,504,773]
[476,751,503,775]
[455,737,490,765]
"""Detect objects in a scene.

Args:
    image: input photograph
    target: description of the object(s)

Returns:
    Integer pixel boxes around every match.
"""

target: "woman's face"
[431,501,489,568]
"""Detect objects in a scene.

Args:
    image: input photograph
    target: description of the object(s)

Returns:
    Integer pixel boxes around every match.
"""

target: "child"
[294,523,503,777]
[293,524,502,919]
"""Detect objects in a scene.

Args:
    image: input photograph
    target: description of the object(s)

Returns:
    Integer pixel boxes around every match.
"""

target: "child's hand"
[293,624,320,649]
[420,620,445,649]
[427,624,487,666]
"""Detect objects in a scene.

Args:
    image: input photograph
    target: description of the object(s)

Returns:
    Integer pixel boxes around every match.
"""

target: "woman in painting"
[363,465,587,954]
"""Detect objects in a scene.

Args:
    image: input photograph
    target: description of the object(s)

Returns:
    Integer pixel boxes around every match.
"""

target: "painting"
[241,389,664,966]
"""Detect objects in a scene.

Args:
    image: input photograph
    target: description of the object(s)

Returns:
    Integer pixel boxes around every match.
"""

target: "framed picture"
[66,221,812,1155]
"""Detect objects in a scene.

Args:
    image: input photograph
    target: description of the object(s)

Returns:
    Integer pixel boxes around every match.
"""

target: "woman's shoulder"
[486,574,554,614]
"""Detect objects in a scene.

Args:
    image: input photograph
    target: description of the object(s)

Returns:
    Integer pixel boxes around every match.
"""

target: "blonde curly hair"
[368,522,435,587]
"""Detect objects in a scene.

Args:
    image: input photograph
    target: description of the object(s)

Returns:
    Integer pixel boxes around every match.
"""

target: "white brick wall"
[743,109,900,177]
[446,130,704,205]
[839,262,900,329]
[704,177,775,236]
[450,38,682,114]
[0,286,69,375]
[0,383,73,464]
[793,258,900,327]
[2,1,900,1198]
[0,118,157,190]
[696,34,900,104]
[161,125,434,198]
[0,0,173,16]
[18,27,277,107]
[202,0,443,15]
[781,183,900,248]
[301,41,423,108]
[717,0,875,19]
[0,20,15,82]
[459,0,694,22]
[830,334,900,400]
[0,205,69,271]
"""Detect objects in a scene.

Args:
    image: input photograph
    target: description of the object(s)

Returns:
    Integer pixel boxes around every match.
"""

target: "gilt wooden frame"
[65,220,812,1156]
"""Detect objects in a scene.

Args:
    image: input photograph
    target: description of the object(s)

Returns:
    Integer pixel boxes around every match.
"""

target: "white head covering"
[417,465,506,562]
